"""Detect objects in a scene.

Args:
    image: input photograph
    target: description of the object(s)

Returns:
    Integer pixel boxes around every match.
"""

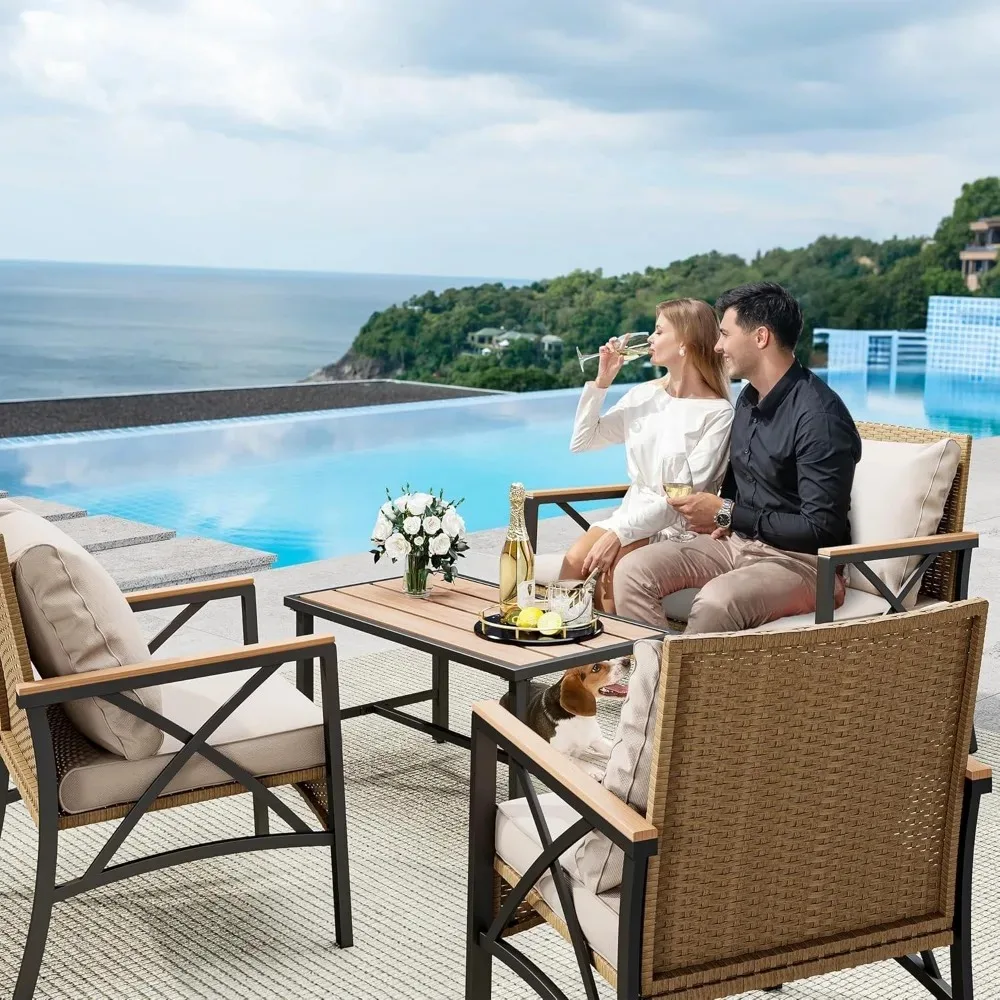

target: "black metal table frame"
[284,575,660,794]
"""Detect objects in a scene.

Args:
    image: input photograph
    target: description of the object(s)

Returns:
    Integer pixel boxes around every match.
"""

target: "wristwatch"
[714,499,735,529]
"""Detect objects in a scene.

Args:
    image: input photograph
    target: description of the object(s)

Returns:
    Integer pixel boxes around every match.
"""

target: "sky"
[0,0,998,280]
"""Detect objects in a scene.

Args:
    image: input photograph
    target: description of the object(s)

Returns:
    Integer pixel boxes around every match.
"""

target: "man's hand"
[582,531,622,575]
[668,492,723,534]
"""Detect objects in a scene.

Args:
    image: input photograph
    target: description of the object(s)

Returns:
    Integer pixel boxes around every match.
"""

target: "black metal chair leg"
[319,649,353,948]
[0,758,9,840]
[466,718,498,999]
[15,809,58,1000]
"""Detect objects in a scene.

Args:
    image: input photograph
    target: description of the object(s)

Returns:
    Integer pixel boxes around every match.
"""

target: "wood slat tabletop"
[298,575,662,668]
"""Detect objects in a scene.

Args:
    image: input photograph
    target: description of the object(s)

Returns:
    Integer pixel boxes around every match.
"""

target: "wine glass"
[577,331,652,373]
[661,453,696,541]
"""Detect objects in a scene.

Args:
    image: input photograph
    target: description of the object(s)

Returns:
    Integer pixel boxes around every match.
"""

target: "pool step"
[96,536,277,592]
[59,515,176,553]
[4,497,86,521]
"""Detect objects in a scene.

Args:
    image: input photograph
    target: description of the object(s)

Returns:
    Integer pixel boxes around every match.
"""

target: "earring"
[679,346,686,357]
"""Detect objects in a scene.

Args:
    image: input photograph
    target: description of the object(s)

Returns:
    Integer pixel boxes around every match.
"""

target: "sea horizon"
[0,259,527,403]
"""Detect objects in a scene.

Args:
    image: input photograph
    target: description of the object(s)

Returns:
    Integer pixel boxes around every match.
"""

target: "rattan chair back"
[641,599,986,998]
[855,422,972,601]
[0,535,41,822]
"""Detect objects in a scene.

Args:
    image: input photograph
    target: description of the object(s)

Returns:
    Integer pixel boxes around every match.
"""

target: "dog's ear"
[560,669,597,717]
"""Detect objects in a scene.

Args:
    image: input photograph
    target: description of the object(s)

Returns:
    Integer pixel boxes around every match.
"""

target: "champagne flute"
[577,331,652,373]
[662,454,696,541]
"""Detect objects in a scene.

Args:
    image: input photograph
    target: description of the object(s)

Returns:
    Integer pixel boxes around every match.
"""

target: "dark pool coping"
[0,379,504,439]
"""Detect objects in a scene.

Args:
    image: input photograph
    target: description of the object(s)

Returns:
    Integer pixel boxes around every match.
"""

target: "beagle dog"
[499,657,628,779]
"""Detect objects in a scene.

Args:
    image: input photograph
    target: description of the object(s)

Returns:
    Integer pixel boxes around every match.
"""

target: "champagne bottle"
[499,482,535,622]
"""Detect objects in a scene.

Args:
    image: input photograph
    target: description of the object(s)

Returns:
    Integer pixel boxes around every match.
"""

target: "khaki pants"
[613,532,846,634]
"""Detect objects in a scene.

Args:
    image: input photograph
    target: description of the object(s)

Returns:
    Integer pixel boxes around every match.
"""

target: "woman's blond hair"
[654,297,730,401]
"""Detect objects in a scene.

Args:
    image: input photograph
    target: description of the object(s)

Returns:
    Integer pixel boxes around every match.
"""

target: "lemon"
[516,606,545,628]
[536,611,564,636]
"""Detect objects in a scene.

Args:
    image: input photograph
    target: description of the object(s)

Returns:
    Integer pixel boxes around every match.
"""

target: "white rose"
[406,492,434,516]
[371,514,393,542]
[402,515,422,536]
[413,535,425,548]
[429,532,452,556]
[380,501,396,518]
[442,508,465,537]
[393,495,409,512]
[422,514,442,535]
[383,533,411,562]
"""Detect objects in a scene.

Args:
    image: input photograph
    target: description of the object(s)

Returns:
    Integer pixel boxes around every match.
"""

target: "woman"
[563,297,734,613]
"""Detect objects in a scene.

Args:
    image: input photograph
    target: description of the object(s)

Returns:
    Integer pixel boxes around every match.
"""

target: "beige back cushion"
[0,510,163,759]
[571,637,662,893]
[849,438,961,608]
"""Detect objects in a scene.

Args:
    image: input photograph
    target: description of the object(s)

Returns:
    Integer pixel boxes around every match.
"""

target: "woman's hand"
[582,530,622,576]
[594,337,626,388]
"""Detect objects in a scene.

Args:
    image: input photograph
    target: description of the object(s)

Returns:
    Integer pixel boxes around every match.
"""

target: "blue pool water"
[1,369,998,567]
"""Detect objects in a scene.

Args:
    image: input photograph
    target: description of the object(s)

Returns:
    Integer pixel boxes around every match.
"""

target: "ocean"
[0,261,503,402]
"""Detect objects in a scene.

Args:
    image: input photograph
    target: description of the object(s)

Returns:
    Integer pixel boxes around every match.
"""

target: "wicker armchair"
[0,538,351,1000]
[525,421,977,626]
[467,600,992,1000]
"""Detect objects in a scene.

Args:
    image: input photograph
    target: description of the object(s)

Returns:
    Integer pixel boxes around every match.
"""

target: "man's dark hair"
[715,281,803,353]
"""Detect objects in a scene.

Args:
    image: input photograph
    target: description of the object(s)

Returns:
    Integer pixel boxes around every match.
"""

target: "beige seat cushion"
[573,638,662,893]
[496,792,620,968]
[848,437,960,607]
[0,498,25,516]
[661,585,940,629]
[0,509,163,759]
[57,670,324,813]
[751,590,941,632]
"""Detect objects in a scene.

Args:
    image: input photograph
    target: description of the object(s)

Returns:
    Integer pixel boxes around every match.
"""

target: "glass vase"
[403,553,431,597]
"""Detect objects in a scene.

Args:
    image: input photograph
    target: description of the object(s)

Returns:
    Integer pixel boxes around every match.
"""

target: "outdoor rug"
[1,649,997,999]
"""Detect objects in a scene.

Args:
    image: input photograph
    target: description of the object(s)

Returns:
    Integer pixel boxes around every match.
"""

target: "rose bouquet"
[370,485,469,595]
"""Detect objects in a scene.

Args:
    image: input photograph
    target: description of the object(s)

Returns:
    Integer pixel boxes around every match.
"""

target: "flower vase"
[403,554,431,597]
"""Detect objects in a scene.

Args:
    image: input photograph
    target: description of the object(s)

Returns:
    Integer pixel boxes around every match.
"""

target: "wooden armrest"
[473,700,657,844]
[524,483,631,504]
[126,575,255,610]
[16,635,335,708]
[818,531,979,563]
[968,756,992,782]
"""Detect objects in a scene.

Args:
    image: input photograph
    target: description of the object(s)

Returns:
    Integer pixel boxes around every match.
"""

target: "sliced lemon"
[515,606,545,628]
[536,611,564,636]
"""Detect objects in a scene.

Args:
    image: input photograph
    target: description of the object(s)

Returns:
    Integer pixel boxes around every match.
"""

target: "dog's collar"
[541,702,563,727]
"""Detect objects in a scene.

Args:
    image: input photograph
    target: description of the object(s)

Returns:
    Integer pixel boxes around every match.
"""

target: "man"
[613,281,862,633]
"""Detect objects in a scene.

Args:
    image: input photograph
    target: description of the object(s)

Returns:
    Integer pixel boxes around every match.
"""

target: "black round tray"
[474,612,603,646]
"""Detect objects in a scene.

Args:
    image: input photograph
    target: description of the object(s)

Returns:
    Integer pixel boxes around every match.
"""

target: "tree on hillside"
[930,177,1000,270]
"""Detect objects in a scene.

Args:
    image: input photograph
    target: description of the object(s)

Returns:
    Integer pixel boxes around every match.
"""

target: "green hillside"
[327,177,1000,392]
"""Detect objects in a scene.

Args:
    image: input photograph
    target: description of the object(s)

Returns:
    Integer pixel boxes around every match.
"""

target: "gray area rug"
[1,650,997,999]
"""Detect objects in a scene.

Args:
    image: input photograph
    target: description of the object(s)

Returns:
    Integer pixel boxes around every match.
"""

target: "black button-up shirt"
[721,361,862,554]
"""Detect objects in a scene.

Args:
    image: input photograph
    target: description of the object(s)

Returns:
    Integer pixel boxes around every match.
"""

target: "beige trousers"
[613,532,846,634]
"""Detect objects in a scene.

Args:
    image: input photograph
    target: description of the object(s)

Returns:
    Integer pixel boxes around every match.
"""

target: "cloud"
[0,0,997,277]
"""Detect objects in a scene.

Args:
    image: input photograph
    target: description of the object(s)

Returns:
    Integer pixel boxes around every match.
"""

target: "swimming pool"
[1,368,998,567]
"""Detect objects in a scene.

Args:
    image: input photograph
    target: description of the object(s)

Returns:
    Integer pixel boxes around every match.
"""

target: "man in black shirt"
[614,281,862,633]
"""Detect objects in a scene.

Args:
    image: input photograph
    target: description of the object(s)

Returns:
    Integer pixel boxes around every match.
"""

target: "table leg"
[507,679,529,798]
[296,611,315,701]
[432,653,449,742]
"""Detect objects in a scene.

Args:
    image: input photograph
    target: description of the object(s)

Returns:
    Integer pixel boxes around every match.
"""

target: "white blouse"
[570,380,734,545]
